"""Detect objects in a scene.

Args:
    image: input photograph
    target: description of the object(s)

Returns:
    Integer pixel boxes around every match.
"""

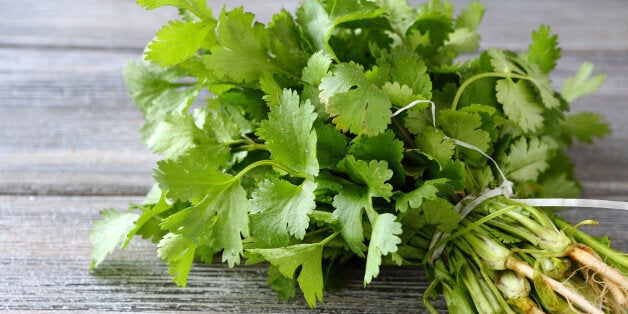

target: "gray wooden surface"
[1,0,627,312]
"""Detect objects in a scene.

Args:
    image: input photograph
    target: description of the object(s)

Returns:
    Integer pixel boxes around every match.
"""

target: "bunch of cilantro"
[90,0,628,311]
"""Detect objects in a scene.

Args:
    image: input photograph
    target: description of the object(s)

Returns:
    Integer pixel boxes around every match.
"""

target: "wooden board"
[1,0,627,312]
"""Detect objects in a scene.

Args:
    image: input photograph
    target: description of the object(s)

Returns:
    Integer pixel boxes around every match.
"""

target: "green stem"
[391,116,416,149]
[421,279,441,314]
[320,232,339,247]
[451,72,530,110]
[233,159,305,181]
[429,204,516,258]
[553,217,628,273]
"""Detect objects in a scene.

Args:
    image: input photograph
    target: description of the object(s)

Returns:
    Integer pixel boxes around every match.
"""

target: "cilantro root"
[90,0,625,312]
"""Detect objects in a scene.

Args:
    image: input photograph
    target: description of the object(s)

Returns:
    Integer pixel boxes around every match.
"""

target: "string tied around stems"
[391,100,628,264]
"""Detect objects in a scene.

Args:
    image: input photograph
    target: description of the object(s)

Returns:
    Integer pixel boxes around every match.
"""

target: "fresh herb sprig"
[90,0,627,311]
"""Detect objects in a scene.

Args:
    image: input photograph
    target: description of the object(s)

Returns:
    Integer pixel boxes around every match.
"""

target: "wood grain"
[0,0,627,312]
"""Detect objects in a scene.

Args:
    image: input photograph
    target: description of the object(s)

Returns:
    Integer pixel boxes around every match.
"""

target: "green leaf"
[499,137,556,182]
[296,0,387,58]
[123,61,200,140]
[295,0,333,53]
[257,89,319,177]
[302,50,334,86]
[524,25,561,74]
[372,0,416,35]
[438,109,491,154]
[315,121,348,169]
[561,61,607,103]
[123,192,172,247]
[394,179,445,213]
[250,179,317,247]
[376,48,433,101]
[540,173,580,198]
[147,112,227,160]
[420,198,460,232]
[348,129,405,183]
[339,155,393,199]
[157,233,197,287]
[267,9,309,78]
[406,9,454,57]
[137,0,212,20]
[560,112,610,144]
[267,265,296,301]
[154,153,234,202]
[249,242,325,308]
[332,184,370,256]
[161,180,249,267]
[456,1,484,31]
[203,7,275,84]
[415,127,456,166]
[496,79,544,133]
[364,213,402,285]
[90,209,139,270]
[145,20,215,66]
[319,62,392,135]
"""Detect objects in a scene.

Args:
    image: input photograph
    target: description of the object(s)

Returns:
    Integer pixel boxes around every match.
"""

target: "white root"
[569,246,628,290]
[505,257,603,314]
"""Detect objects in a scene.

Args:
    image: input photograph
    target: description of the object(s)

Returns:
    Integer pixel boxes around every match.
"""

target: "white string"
[515,198,628,211]
[391,99,435,118]
[400,100,628,264]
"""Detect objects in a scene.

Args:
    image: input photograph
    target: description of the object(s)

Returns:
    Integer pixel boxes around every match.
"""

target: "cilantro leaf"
[302,51,334,86]
[315,121,348,169]
[157,233,197,287]
[248,242,325,308]
[373,0,416,35]
[348,129,405,183]
[496,79,544,133]
[161,180,249,267]
[438,109,491,155]
[145,19,215,67]
[296,0,387,59]
[319,62,392,135]
[147,112,228,161]
[257,89,319,177]
[415,127,456,166]
[456,1,484,31]
[267,265,297,301]
[524,25,561,75]
[406,9,454,58]
[154,154,234,201]
[339,155,393,199]
[364,213,402,285]
[123,192,172,247]
[250,179,317,247]
[560,112,610,144]
[376,49,433,100]
[137,0,212,20]
[302,51,334,119]
[394,179,446,213]
[267,10,309,79]
[540,173,580,198]
[561,61,607,103]
[203,7,276,84]
[420,198,460,232]
[332,184,370,256]
[499,136,556,182]
[123,61,200,141]
[89,209,139,270]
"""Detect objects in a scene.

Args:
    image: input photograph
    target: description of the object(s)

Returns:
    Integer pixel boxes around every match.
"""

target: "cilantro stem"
[233,159,305,181]
[422,279,441,314]
[392,116,416,148]
[320,232,339,246]
[450,72,530,111]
